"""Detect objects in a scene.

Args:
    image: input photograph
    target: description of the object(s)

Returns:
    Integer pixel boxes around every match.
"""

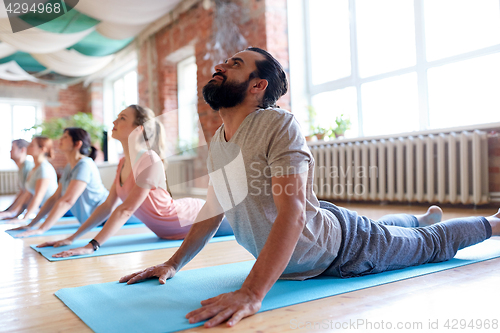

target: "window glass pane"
[123,70,138,107]
[177,56,199,149]
[424,0,500,61]
[311,87,358,138]
[308,0,351,85]
[427,53,500,129]
[361,73,419,136]
[0,104,13,170]
[356,0,416,78]
[113,78,125,113]
[13,105,36,141]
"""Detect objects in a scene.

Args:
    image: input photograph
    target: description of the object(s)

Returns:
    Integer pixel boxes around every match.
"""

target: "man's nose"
[214,63,226,73]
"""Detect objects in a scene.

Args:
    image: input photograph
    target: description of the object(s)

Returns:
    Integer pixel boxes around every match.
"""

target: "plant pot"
[315,133,325,141]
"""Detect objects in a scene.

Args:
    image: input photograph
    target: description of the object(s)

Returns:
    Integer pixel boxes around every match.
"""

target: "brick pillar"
[264,0,290,111]
[488,133,500,193]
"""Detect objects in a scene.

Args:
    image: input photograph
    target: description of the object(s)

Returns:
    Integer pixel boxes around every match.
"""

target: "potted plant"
[305,105,317,141]
[27,112,106,148]
[333,114,352,138]
[313,125,328,141]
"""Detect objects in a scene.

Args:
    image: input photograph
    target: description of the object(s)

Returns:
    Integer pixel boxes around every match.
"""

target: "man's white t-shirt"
[207,108,342,280]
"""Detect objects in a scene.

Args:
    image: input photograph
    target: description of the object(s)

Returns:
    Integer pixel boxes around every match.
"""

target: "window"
[177,56,199,153]
[113,70,138,118]
[302,0,500,137]
[0,101,40,170]
[103,60,138,162]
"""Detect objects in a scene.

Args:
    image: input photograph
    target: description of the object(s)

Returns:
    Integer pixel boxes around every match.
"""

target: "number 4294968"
[444,319,498,330]
[5,2,63,14]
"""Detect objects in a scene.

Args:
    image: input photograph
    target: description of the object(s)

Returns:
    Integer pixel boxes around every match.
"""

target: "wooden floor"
[1,195,499,333]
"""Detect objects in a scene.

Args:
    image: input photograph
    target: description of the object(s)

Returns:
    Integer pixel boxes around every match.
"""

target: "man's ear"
[250,78,268,94]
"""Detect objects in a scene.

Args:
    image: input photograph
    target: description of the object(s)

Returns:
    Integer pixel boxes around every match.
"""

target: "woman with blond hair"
[38,105,232,257]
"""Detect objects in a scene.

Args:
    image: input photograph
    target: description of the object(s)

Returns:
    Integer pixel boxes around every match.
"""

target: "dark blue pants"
[320,201,492,278]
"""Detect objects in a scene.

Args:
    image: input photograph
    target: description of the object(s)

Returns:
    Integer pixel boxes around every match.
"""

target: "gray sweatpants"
[320,201,492,278]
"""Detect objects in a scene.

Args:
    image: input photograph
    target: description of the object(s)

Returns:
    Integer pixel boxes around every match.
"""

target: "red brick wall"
[488,133,500,194]
[138,0,290,141]
[136,0,290,190]
[0,79,93,175]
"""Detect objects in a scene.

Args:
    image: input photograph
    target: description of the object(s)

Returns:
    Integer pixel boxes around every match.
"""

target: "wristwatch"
[89,239,100,251]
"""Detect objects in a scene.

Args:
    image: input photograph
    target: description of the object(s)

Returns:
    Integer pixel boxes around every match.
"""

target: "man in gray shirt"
[0,139,34,220]
[120,47,499,328]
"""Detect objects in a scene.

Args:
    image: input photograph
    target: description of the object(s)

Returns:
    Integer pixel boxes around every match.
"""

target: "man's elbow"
[283,199,307,227]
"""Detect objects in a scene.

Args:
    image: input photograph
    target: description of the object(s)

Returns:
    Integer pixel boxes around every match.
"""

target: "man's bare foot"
[416,205,443,226]
[486,209,500,236]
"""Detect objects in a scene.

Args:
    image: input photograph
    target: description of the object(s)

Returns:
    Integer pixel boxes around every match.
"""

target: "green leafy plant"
[313,125,329,140]
[27,112,105,148]
[307,105,317,136]
[334,114,352,137]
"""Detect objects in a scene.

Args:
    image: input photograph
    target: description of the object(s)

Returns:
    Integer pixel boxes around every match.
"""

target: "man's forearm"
[241,208,305,300]
[2,192,21,212]
[8,191,31,217]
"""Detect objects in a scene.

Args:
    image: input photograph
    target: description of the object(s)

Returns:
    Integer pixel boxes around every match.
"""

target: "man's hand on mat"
[119,263,176,284]
[185,288,262,328]
[52,244,94,258]
[15,228,43,238]
[37,238,73,248]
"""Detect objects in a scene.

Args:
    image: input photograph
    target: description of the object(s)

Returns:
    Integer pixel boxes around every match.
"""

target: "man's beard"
[202,75,250,111]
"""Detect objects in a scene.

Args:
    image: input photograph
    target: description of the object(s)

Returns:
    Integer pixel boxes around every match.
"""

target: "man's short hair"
[246,47,288,109]
[12,139,29,150]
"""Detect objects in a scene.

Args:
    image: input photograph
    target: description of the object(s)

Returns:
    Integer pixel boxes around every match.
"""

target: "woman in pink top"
[38,104,232,257]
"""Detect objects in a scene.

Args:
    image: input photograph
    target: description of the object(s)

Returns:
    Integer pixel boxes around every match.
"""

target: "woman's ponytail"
[88,146,97,160]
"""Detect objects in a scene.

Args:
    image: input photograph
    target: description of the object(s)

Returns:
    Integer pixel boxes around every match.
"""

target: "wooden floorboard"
[1,196,499,332]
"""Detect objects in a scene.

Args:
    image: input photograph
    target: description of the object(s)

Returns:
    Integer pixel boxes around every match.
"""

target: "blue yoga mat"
[55,238,500,333]
[5,221,145,238]
[32,233,236,261]
[0,216,77,225]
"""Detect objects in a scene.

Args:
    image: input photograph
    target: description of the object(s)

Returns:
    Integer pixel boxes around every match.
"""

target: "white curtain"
[0,18,94,54]
[96,21,148,40]
[75,0,180,25]
[32,49,114,77]
[0,0,184,79]
[0,60,38,81]
[0,42,16,58]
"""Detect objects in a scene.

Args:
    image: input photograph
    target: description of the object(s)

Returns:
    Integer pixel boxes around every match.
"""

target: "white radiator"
[309,130,489,205]
[0,170,19,195]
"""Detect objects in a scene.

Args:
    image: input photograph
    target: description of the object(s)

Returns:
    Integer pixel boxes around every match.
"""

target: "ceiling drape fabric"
[0,42,16,58]
[96,21,148,40]
[0,0,182,81]
[0,60,38,81]
[0,18,94,54]
[32,49,114,77]
[74,0,178,25]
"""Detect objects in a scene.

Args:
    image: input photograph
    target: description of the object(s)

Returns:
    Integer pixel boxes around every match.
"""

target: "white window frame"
[103,59,138,163]
[0,98,42,170]
[176,55,199,156]
[295,0,500,137]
